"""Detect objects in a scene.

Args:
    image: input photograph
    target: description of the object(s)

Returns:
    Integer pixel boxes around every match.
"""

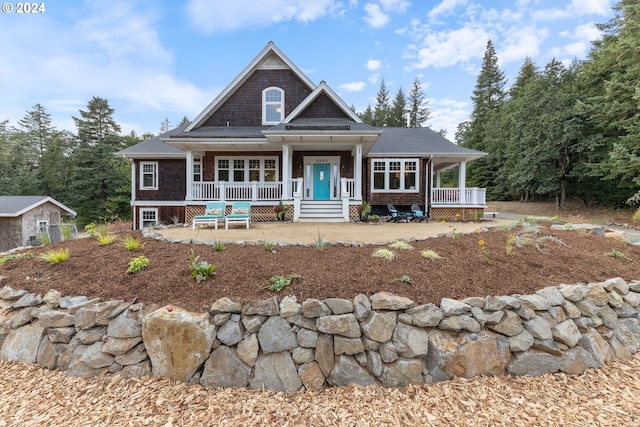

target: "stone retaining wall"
[1,277,639,394]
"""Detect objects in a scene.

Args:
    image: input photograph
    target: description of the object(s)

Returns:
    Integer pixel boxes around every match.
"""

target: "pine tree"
[73,96,122,145]
[358,105,374,125]
[388,87,407,127]
[372,78,391,127]
[462,39,507,191]
[160,117,171,133]
[408,77,430,127]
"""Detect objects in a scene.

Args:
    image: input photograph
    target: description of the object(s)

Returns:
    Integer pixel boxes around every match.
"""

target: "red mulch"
[1,225,639,313]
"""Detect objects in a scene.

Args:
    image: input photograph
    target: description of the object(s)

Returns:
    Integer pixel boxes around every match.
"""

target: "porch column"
[354,144,363,200]
[458,161,467,204]
[186,150,194,201]
[282,144,290,199]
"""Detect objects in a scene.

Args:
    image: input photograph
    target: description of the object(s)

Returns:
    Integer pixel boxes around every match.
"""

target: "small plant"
[39,248,70,264]
[393,275,412,284]
[0,252,33,266]
[505,234,517,256]
[372,248,397,261]
[358,201,372,221]
[126,256,149,274]
[450,226,461,240]
[212,241,226,251]
[121,235,145,251]
[37,231,52,245]
[189,247,216,283]
[315,230,326,251]
[389,240,413,250]
[274,201,290,221]
[633,207,640,223]
[266,273,302,292]
[264,241,274,251]
[61,220,76,240]
[96,233,117,246]
[478,239,494,266]
[421,249,442,261]
[605,250,633,263]
[84,222,97,238]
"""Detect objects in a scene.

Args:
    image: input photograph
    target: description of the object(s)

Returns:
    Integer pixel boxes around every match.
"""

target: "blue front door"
[313,164,331,200]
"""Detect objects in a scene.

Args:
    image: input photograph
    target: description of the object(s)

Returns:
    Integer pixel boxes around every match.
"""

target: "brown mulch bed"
[1,224,639,313]
[0,355,639,425]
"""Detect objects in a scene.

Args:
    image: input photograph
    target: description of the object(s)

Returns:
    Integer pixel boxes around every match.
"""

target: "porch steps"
[298,201,345,222]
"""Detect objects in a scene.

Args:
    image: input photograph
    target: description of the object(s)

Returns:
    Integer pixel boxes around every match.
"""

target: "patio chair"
[225,201,251,229]
[386,204,410,222]
[192,201,226,230]
[410,204,428,222]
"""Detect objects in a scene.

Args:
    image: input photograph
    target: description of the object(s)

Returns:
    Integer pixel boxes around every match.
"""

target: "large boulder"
[0,321,45,363]
[141,306,216,383]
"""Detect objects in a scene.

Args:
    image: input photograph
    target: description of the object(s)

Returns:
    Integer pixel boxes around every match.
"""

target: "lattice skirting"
[349,205,360,220]
[430,207,484,221]
[186,204,293,224]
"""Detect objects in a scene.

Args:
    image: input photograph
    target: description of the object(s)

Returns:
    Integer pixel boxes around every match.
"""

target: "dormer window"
[263,87,284,125]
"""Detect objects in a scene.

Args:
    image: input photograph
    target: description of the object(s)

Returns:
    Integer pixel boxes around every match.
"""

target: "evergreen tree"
[358,105,374,125]
[72,96,122,145]
[388,87,407,127]
[160,117,171,133]
[408,77,430,127]
[372,78,391,126]
[179,116,190,126]
[462,39,507,191]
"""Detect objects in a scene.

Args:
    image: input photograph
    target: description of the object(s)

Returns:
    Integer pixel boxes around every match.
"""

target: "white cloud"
[379,0,410,13]
[532,0,611,20]
[363,3,389,28]
[428,0,469,19]
[497,26,546,64]
[406,24,492,69]
[429,98,470,141]
[366,59,383,71]
[339,81,367,92]
[185,0,342,33]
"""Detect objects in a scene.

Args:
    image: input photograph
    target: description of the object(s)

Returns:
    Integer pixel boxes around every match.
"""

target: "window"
[193,160,202,182]
[371,159,419,192]
[140,208,158,229]
[140,162,158,190]
[263,87,284,124]
[216,157,278,182]
[37,220,48,233]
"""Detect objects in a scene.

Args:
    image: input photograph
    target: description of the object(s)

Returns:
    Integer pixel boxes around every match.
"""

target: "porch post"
[186,150,193,201]
[354,144,363,200]
[458,161,467,204]
[282,144,290,199]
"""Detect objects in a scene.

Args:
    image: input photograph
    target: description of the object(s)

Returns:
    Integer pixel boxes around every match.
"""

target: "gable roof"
[369,127,486,160]
[283,81,362,124]
[115,123,188,159]
[0,196,77,217]
[186,42,316,132]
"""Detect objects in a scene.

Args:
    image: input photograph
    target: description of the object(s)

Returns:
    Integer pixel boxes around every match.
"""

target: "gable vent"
[258,55,288,70]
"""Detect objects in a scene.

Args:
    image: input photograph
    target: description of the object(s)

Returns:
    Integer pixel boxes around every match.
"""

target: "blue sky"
[0,0,614,141]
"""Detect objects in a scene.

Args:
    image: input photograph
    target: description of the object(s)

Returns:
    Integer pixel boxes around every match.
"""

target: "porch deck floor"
[157,219,512,245]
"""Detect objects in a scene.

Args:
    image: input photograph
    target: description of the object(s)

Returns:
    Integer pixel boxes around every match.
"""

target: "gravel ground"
[0,356,639,426]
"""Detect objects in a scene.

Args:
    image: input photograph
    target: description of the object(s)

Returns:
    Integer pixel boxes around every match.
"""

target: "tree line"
[0,97,151,226]
[458,0,639,209]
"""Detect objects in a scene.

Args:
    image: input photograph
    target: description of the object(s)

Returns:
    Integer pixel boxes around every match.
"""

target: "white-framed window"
[216,157,278,182]
[193,159,202,182]
[371,159,419,192]
[140,161,158,190]
[37,220,48,233]
[140,208,158,229]
[262,87,284,125]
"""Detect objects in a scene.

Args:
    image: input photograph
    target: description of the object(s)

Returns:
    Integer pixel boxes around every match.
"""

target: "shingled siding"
[135,160,186,201]
[202,69,313,127]
[364,158,428,209]
[291,151,354,179]
[297,93,350,119]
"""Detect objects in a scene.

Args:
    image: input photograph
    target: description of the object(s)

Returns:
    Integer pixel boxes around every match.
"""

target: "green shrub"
[389,240,413,250]
[40,248,70,264]
[213,241,226,251]
[37,231,52,245]
[633,208,640,223]
[126,256,149,274]
[121,235,145,251]
[605,250,633,263]
[393,275,412,284]
[189,248,216,283]
[315,230,326,251]
[421,250,442,261]
[267,273,302,292]
[0,252,33,266]
[372,248,396,261]
[96,233,117,246]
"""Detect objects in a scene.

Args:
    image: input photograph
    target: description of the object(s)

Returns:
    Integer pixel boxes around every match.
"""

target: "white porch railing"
[340,178,356,199]
[431,187,486,206]
[192,181,298,201]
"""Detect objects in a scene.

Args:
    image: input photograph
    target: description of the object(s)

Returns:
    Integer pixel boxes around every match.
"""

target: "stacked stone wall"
[1,277,639,394]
